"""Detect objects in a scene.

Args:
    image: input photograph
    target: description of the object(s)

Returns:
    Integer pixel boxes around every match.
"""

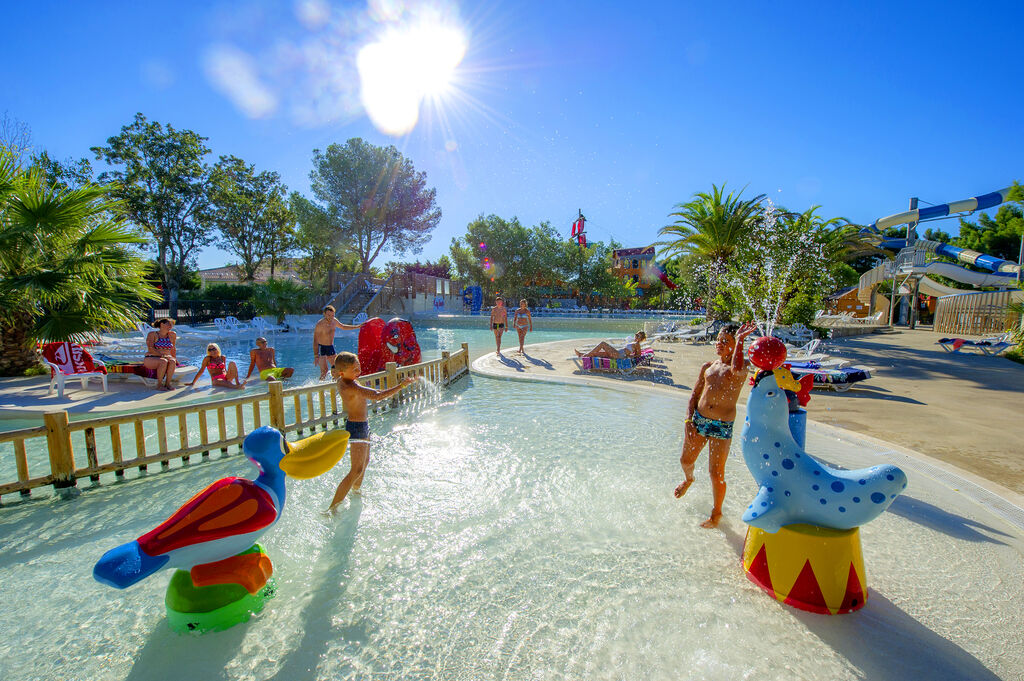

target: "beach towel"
[42,342,106,378]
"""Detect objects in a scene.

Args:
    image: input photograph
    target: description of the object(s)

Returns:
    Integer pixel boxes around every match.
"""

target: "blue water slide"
[861,187,1020,279]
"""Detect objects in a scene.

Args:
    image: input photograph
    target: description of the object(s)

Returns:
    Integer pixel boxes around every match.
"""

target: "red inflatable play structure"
[357,317,422,374]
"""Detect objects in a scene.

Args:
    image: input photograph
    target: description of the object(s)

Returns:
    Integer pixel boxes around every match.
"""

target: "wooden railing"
[328,272,368,314]
[934,290,1023,336]
[0,343,470,502]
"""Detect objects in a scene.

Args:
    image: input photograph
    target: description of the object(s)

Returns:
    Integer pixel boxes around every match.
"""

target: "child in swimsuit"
[326,352,416,513]
[673,322,756,528]
[187,343,245,390]
[243,337,295,382]
[489,296,508,356]
[513,299,532,355]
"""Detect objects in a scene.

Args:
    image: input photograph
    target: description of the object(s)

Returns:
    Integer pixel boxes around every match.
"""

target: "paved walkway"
[473,329,1024,495]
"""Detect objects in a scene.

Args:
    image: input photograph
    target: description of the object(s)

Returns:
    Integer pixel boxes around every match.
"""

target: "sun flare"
[357,20,467,136]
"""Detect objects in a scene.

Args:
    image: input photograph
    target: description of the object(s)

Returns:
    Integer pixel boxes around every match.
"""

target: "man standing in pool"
[314,305,364,381]
[674,321,757,528]
[489,296,508,355]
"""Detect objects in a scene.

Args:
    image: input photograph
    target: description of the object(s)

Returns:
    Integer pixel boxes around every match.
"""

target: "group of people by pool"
[140,305,365,391]
[145,298,756,526]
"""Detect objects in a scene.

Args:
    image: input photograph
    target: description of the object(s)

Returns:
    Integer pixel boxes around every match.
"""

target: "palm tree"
[656,184,765,318]
[0,148,159,375]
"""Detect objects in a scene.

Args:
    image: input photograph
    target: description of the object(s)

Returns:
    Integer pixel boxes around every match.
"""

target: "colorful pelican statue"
[93,426,348,632]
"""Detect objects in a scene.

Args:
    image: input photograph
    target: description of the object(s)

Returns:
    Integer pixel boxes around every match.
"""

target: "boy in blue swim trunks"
[327,352,415,513]
[674,322,756,528]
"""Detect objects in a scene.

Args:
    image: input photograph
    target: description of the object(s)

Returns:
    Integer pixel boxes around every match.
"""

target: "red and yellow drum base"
[742,524,867,615]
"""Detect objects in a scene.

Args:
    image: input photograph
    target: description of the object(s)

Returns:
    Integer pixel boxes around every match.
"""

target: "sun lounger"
[285,315,317,332]
[580,348,654,374]
[99,355,198,387]
[788,361,872,392]
[41,342,108,398]
[937,333,1016,355]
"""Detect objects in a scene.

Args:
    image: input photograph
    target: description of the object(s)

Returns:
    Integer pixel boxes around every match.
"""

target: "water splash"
[726,201,828,337]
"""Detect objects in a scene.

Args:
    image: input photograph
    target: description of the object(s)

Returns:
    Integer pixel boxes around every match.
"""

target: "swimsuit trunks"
[318,344,336,357]
[260,367,286,380]
[345,420,370,441]
[691,409,734,440]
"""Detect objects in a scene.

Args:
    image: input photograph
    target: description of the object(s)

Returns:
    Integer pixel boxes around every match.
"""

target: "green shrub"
[182,284,255,301]
[1003,347,1024,365]
[24,364,48,377]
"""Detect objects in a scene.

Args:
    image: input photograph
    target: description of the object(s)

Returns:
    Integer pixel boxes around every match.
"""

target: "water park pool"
[0,375,1021,681]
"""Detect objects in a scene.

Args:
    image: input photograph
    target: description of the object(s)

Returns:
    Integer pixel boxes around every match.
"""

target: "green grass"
[1003,347,1024,366]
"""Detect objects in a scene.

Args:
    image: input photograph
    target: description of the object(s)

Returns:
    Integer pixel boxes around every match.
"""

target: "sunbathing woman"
[187,343,245,390]
[143,318,178,391]
[575,330,646,360]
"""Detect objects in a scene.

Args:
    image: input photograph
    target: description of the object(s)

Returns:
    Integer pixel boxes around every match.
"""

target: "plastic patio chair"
[41,341,108,397]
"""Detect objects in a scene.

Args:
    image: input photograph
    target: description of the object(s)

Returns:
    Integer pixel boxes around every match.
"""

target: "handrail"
[328,273,367,313]
[361,272,399,318]
[0,343,471,503]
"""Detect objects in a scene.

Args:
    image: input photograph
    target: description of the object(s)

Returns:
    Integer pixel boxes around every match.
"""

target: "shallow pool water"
[0,376,1021,681]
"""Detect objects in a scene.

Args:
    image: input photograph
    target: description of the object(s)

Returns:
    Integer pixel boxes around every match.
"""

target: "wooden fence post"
[268,381,286,431]
[44,410,78,496]
[441,351,450,386]
[386,362,399,408]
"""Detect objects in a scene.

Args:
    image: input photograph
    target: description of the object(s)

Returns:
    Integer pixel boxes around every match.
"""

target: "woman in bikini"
[513,299,533,354]
[574,330,646,361]
[187,343,245,389]
[143,318,178,391]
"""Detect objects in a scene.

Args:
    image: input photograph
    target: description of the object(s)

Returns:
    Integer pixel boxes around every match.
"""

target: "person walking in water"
[513,299,533,355]
[314,305,364,381]
[489,296,508,356]
[674,322,756,528]
[327,352,416,513]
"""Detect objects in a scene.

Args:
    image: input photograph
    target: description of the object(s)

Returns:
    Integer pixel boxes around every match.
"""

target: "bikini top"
[208,356,226,371]
[152,335,174,349]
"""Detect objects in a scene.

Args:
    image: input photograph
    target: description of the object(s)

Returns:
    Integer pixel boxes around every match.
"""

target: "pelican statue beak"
[279,429,350,479]
[772,366,802,392]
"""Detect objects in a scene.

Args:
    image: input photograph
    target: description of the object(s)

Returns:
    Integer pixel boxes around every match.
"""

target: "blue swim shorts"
[345,420,370,441]
[691,409,734,440]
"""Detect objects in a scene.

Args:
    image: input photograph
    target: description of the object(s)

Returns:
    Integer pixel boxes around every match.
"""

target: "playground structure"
[858,187,1022,330]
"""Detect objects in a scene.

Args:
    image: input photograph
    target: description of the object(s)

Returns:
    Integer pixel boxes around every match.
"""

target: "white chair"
[41,342,108,398]
[256,316,286,332]
[213,318,241,336]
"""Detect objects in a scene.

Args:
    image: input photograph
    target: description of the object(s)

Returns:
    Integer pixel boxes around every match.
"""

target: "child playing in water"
[513,299,532,354]
[673,322,756,528]
[327,352,416,513]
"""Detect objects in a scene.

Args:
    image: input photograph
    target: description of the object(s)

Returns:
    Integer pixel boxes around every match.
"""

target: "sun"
[357,19,467,136]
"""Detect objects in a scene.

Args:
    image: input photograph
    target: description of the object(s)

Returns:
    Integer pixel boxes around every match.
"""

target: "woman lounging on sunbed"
[575,331,647,361]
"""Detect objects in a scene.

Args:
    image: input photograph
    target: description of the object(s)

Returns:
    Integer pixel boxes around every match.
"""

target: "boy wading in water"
[489,296,508,355]
[327,352,415,514]
[314,305,364,381]
[674,322,756,528]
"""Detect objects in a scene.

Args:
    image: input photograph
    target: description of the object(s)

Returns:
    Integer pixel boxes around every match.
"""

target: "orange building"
[612,246,656,296]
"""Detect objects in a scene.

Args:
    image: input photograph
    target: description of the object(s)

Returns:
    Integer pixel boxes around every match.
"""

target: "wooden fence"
[933,290,1023,336]
[0,343,470,502]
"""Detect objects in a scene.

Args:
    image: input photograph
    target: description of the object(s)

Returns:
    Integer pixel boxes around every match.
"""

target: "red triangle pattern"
[783,560,831,614]
[837,563,867,613]
[744,544,775,598]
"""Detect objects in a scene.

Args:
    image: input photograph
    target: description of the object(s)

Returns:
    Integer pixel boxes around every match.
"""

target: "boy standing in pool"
[489,296,507,355]
[327,352,415,513]
[674,322,756,528]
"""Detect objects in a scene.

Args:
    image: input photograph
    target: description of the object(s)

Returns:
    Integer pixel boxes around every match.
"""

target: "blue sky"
[4,0,1022,270]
